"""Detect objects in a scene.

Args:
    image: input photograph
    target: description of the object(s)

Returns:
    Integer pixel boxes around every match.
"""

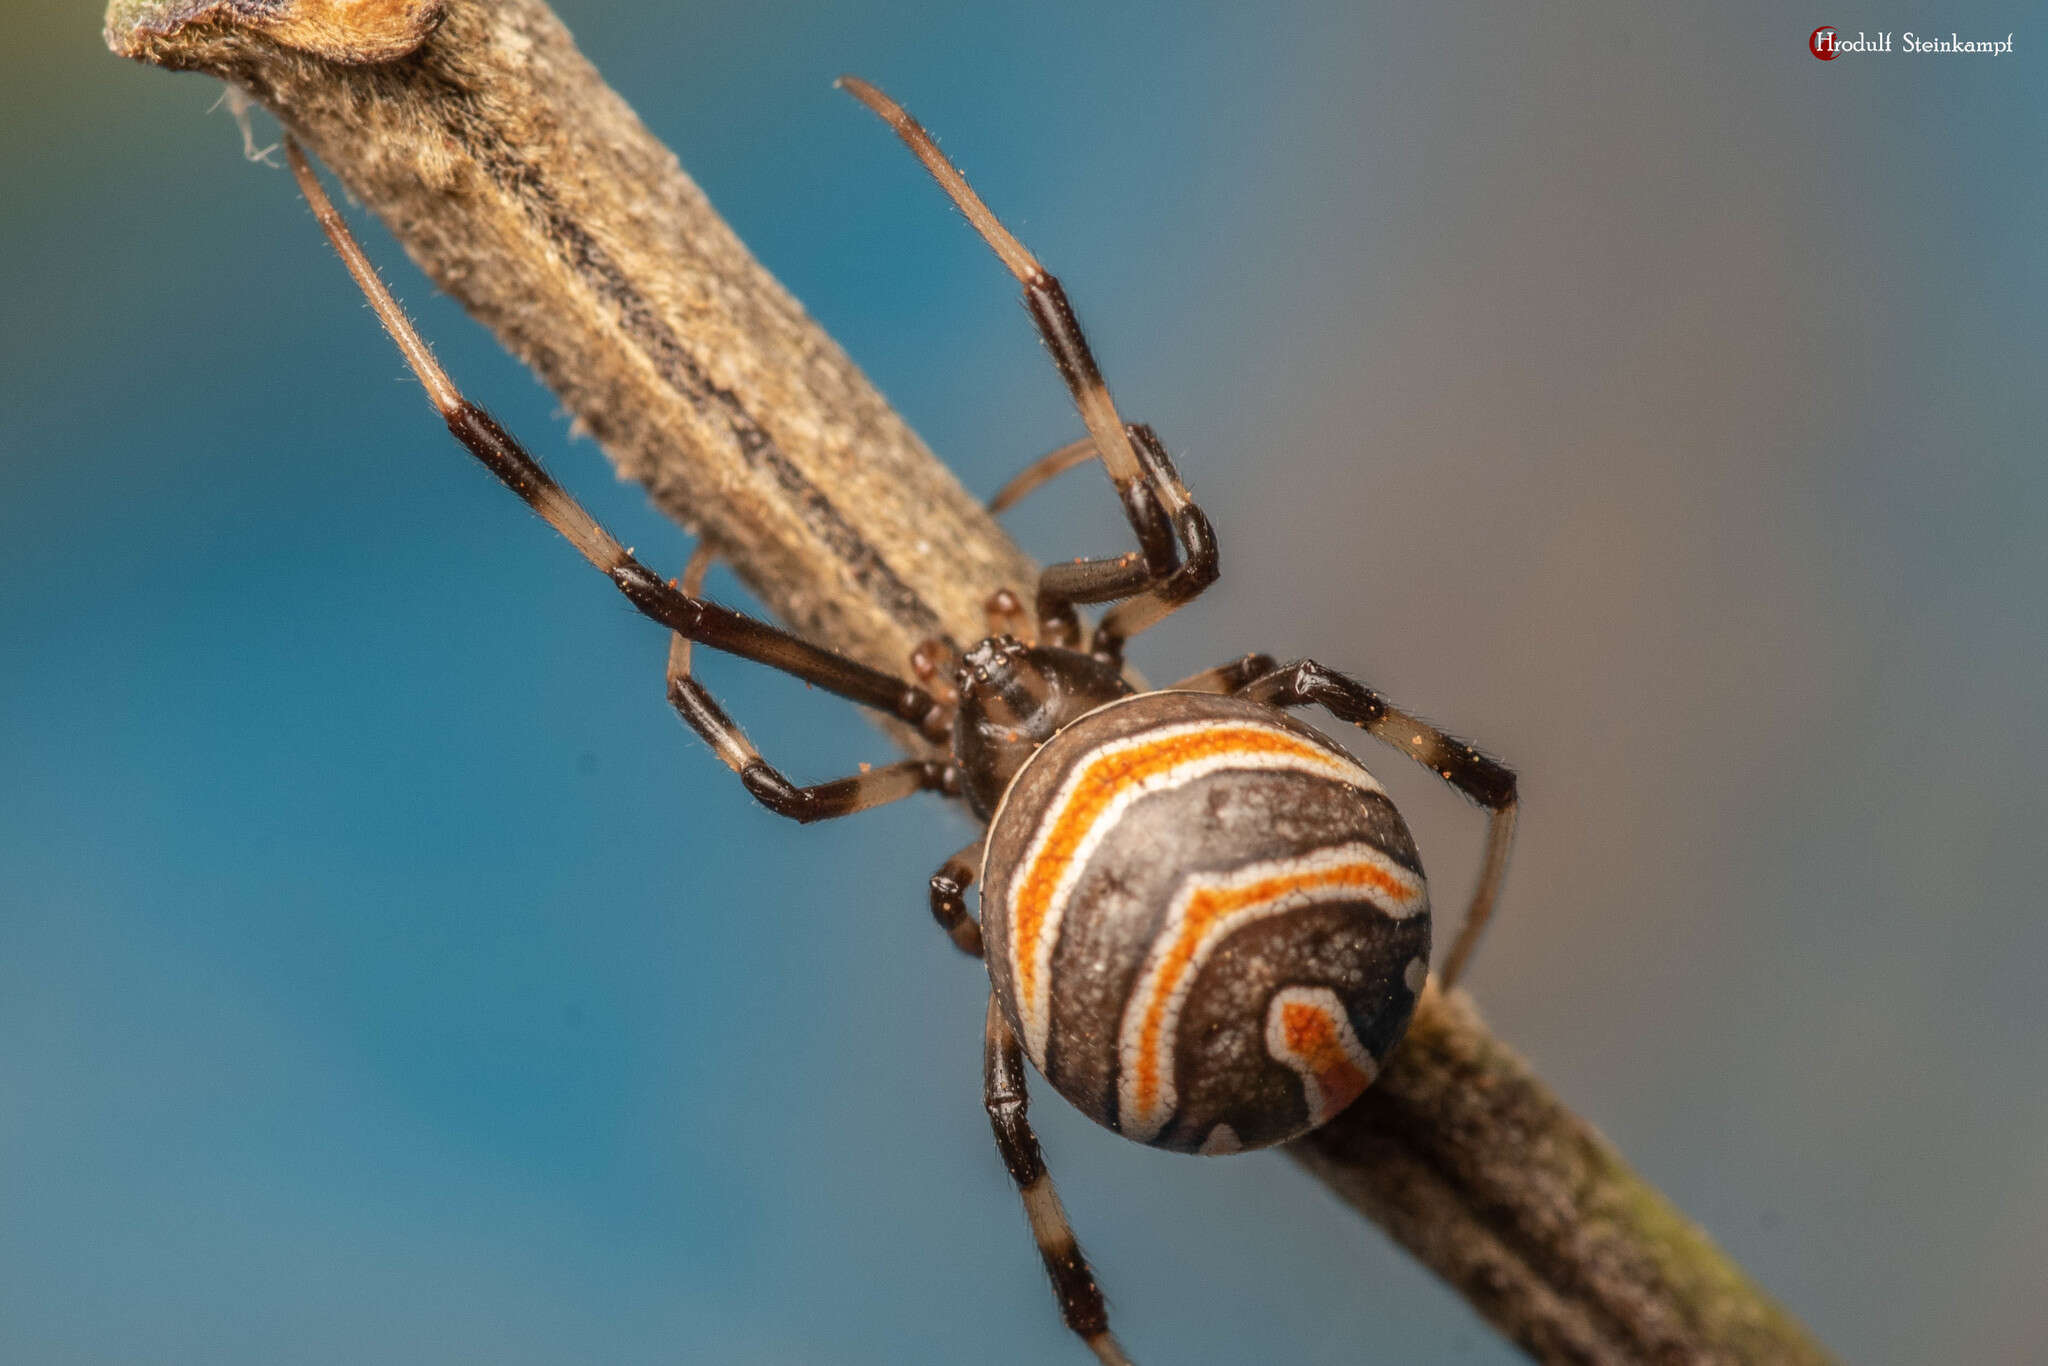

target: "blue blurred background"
[5,3,2044,1362]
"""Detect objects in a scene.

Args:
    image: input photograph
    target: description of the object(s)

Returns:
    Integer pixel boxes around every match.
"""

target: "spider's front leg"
[662,546,958,824]
[1005,425,1217,660]
[983,997,1133,1366]
[842,79,1218,663]
[284,140,948,755]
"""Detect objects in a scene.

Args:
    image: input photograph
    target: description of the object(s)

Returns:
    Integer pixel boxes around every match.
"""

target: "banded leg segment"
[841,80,1215,658]
[1032,548,1153,649]
[1168,652,1277,696]
[1089,424,1218,662]
[284,140,942,739]
[664,546,958,824]
[1020,430,1180,650]
[989,437,1098,515]
[991,431,1178,581]
[984,997,1132,1366]
[1242,659,1519,989]
[928,838,987,957]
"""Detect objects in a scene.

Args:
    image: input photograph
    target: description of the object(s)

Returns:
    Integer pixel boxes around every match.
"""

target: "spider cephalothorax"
[282,76,1518,1366]
[951,635,1132,817]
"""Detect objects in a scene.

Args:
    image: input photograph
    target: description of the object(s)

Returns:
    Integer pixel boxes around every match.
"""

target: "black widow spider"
[278,77,1519,1364]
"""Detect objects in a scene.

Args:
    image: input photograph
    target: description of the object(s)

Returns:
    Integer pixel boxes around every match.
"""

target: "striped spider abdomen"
[980,691,1431,1154]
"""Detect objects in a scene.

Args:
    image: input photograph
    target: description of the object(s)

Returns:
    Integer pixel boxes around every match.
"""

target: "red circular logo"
[1810,26,1838,59]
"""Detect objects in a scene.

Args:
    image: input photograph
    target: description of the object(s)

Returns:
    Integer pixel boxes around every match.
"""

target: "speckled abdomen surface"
[979,691,1431,1154]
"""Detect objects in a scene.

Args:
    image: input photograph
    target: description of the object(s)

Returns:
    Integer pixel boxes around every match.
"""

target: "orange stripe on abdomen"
[1006,722,1372,1062]
[1264,986,1378,1126]
[1114,845,1423,1141]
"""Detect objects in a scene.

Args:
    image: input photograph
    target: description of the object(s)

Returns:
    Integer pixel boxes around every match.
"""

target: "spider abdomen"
[979,691,1431,1154]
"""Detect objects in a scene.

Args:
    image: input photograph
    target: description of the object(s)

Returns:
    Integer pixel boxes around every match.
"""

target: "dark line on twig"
[406,69,947,642]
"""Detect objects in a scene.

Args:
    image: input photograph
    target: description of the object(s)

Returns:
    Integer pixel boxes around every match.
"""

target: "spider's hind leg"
[1240,658,1519,989]
[983,997,1133,1366]
[1167,653,1277,696]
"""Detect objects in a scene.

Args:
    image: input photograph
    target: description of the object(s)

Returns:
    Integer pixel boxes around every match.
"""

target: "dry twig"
[106,3,1835,1361]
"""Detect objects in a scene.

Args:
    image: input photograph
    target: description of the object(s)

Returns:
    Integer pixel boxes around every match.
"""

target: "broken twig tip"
[106,0,446,69]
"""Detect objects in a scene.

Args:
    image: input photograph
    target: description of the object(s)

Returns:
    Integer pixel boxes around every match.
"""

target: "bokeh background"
[4,2,2043,1362]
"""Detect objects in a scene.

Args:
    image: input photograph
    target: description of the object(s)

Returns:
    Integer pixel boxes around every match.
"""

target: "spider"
[279,77,1519,1366]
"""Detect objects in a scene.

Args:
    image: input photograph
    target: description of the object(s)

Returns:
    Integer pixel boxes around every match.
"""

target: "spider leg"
[284,140,942,742]
[983,997,1133,1366]
[928,837,987,956]
[989,435,1175,649]
[660,545,957,823]
[983,588,1039,644]
[1086,425,1216,661]
[1166,652,1278,696]
[841,80,1216,663]
[988,437,1099,515]
[1031,544,1158,651]
[1240,659,1519,990]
